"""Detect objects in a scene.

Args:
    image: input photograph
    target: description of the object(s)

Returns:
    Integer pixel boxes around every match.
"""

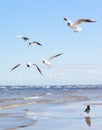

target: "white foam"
[23,96,42,100]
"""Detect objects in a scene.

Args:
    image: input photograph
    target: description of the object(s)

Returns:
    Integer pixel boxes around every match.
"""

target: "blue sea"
[0,85,102,130]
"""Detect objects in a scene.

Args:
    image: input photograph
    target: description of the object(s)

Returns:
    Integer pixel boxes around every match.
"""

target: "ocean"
[0,85,102,130]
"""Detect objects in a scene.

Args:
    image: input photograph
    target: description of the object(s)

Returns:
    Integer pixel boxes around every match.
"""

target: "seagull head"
[42,60,45,63]
[87,105,90,109]
[26,63,32,67]
[29,42,32,45]
[68,22,71,26]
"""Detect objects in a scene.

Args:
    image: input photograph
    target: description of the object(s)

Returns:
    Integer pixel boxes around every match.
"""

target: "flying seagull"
[84,105,90,114]
[42,53,64,68]
[16,35,43,47]
[10,63,43,75]
[64,17,96,32]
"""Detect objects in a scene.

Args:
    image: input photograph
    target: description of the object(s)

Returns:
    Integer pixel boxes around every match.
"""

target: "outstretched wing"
[16,35,22,38]
[10,63,21,71]
[34,41,42,46]
[32,41,43,46]
[48,53,64,61]
[74,19,96,25]
[22,37,29,41]
[64,17,73,24]
[32,64,43,75]
[16,35,29,41]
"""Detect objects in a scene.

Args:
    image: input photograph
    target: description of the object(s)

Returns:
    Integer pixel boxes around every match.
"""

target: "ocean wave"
[23,96,42,100]
[0,85,102,90]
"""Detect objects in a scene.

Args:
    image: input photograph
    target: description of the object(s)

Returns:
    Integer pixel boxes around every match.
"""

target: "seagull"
[64,17,96,32]
[84,105,90,114]
[16,35,43,47]
[10,63,43,75]
[42,53,64,68]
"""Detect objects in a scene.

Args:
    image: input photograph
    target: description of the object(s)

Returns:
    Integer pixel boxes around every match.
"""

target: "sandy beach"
[0,86,102,130]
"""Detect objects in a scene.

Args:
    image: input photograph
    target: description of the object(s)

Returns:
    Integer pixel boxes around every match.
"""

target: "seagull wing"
[10,63,21,71]
[32,41,43,46]
[16,35,22,38]
[16,35,29,41]
[74,19,96,25]
[64,17,73,24]
[32,64,43,75]
[84,108,87,112]
[22,37,30,41]
[48,53,64,61]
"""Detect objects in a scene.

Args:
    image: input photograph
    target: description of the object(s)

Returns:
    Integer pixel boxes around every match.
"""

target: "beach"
[0,85,102,130]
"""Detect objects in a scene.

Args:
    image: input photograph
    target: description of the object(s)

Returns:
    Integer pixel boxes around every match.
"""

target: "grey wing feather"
[64,17,73,24]
[33,41,43,46]
[48,53,64,60]
[22,37,29,41]
[10,64,21,71]
[16,35,29,41]
[74,19,96,25]
[33,64,43,75]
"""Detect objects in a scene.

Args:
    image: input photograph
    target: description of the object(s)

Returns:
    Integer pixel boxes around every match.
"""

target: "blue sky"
[0,0,102,85]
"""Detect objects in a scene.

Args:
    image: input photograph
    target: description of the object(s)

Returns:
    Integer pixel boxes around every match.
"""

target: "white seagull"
[16,35,43,47]
[42,53,64,68]
[64,17,96,32]
[10,63,43,75]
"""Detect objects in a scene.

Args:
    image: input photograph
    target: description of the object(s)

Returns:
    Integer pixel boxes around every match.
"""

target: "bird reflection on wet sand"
[84,116,91,127]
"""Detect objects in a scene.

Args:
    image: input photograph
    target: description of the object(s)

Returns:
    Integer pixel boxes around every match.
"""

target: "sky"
[0,0,102,85]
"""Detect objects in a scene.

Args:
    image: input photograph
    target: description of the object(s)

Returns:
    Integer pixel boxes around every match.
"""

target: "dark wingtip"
[64,17,67,21]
